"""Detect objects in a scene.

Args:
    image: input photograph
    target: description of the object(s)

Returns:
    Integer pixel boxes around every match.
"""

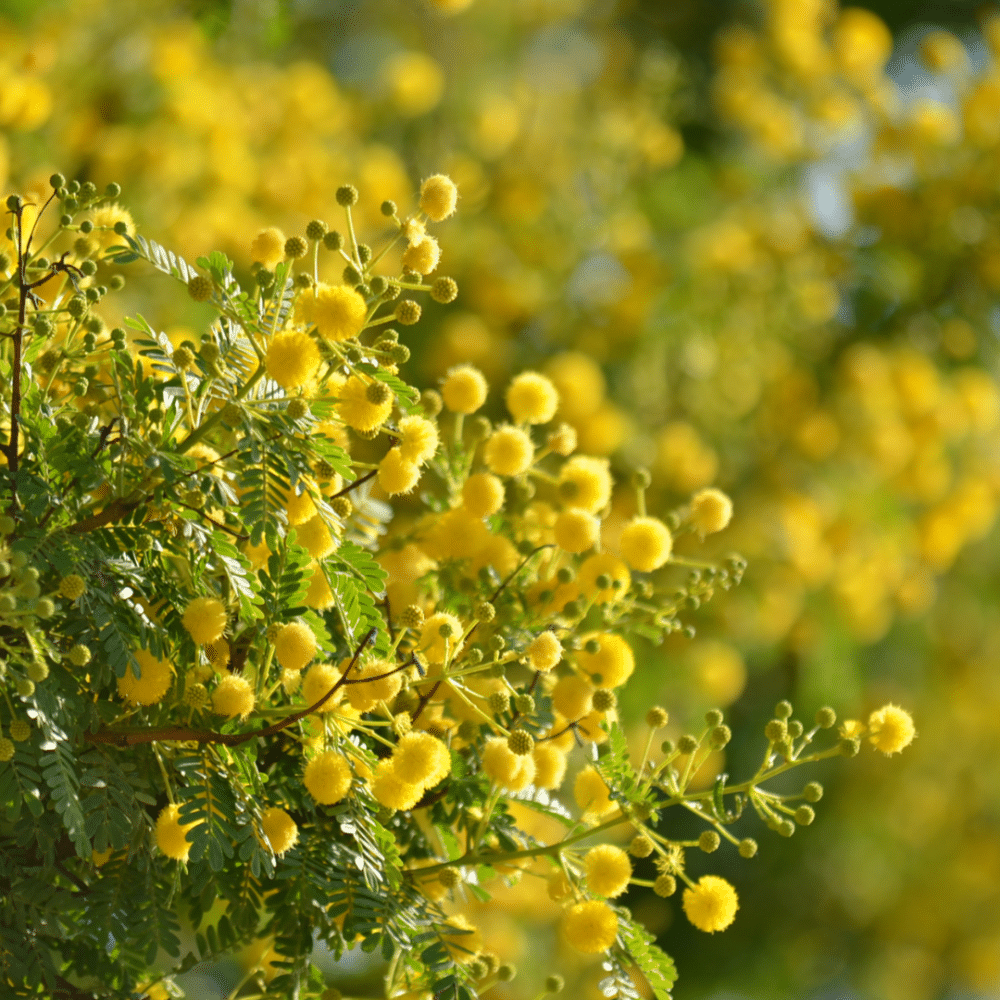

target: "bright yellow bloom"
[265,330,321,390]
[418,612,465,663]
[527,631,562,672]
[554,507,600,553]
[682,875,739,933]
[336,375,393,432]
[462,472,505,517]
[505,371,559,425]
[212,674,255,720]
[576,634,635,689]
[585,844,632,898]
[379,448,421,495]
[441,364,488,414]
[559,456,612,513]
[295,514,337,560]
[260,807,298,855]
[419,174,459,221]
[561,900,618,954]
[393,731,451,788]
[251,227,286,267]
[619,516,673,572]
[397,415,439,465]
[300,662,340,713]
[182,596,228,645]
[483,425,534,477]
[690,487,733,534]
[867,703,916,755]
[117,649,174,706]
[274,621,317,672]
[401,235,441,275]
[298,283,366,342]
[303,750,353,805]
[371,759,423,811]
[343,657,403,711]
[155,803,200,862]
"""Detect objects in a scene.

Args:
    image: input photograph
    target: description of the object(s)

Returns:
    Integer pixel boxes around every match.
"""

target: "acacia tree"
[0,174,915,999]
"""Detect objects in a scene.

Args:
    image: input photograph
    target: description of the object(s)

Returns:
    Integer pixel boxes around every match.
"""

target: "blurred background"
[3,0,1000,998]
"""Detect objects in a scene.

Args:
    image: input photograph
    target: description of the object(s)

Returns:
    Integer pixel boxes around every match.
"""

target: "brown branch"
[66,494,148,535]
[331,467,377,498]
[84,627,378,748]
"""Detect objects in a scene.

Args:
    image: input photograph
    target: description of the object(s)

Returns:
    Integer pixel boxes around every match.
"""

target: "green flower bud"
[68,645,92,667]
[709,724,732,749]
[815,706,837,729]
[335,184,359,207]
[794,805,815,825]
[488,691,510,715]
[381,200,397,217]
[706,708,724,727]
[653,874,676,897]
[592,688,616,713]
[323,230,344,251]
[677,734,699,755]
[431,276,458,304]
[188,274,213,302]
[27,661,49,683]
[764,719,788,742]
[545,974,565,994]
[395,299,421,325]
[775,699,793,719]
[803,781,824,802]
[738,838,758,858]
[698,830,721,853]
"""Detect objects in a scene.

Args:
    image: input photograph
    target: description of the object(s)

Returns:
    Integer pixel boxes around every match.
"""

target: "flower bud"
[646,706,669,729]
[698,830,720,853]
[335,184,359,206]
[738,838,758,858]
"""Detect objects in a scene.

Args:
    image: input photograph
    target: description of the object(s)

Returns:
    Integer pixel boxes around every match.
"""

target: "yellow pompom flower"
[559,456,612,513]
[401,235,441,275]
[379,448,421,496]
[251,226,286,267]
[585,844,632,898]
[419,174,459,222]
[343,657,403,711]
[304,564,335,610]
[212,674,255,721]
[384,52,445,116]
[532,743,568,790]
[300,662,340,713]
[554,507,600,553]
[574,765,616,816]
[393,731,451,788]
[265,330,321,391]
[578,552,631,603]
[867,704,916,755]
[462,472,505,518]
[682,875,739,933]
[260,807,298,855]
[561,900,619,954]
[117,649,174,706]
[274,621,317,672]
[483,426,534,477]
[832,7,892,80]
[441,365,488,414]
[527,631,562,672]
[336,375,393,432]
[690,487,733,534]
[88,204,136,250]
[286,482,317,527]
[303,750,353,805]
[577,633,635,689]
[506,371,559,425]
[398,415,439,465]
[419,612,465,663]
[619,516,673,572]
[552,674,594,720]
[295,515,337,560]
[371,759,423,811]
[182,596,228,645]
[155,803,201,862]
[298,283,367,342]
[481,736,535,791]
